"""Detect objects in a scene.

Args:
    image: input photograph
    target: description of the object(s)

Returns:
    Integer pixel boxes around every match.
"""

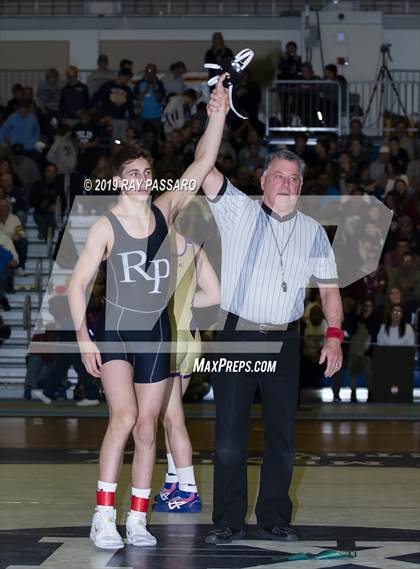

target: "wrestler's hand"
[207,74,230,117]
[319,338,342,378]
[79,339,102,378]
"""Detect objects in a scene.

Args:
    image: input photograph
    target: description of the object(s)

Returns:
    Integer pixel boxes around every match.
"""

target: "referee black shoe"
[256,524,299,541]
[205,526,246,544]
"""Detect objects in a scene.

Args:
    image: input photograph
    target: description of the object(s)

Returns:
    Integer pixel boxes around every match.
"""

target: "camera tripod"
[363,45,407,129]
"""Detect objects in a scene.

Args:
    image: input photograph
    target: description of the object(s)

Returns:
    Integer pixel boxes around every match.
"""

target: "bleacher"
[0,212,78,396]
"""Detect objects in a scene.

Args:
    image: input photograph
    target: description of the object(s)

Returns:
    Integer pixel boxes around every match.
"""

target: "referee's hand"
[319,338,342,378]
[207,74,230,116]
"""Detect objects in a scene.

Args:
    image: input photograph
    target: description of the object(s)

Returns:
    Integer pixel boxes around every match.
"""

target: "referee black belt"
[221,311,300,334]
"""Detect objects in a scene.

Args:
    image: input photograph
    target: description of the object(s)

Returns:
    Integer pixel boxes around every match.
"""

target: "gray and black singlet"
[96,203,172,383]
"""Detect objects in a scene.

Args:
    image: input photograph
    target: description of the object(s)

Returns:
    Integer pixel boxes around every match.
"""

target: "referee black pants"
[212,319,300,532]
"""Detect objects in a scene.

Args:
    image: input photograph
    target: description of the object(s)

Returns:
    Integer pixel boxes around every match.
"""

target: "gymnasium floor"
[0,404,419,569]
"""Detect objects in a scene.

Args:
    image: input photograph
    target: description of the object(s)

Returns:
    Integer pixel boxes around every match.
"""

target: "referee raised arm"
[198,90,343,544]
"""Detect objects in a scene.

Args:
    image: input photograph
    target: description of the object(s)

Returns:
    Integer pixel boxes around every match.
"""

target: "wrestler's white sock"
[177,466,198,493]
[165,453,179,484]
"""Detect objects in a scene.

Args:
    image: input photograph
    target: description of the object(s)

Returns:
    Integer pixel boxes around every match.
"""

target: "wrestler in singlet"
[96,203,173,382]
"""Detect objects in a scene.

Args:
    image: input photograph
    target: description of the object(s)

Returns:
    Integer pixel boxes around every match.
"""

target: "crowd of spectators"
[0,34,419,403]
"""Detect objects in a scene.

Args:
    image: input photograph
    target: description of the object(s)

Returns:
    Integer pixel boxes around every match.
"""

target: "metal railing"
[0,67,418,138]
[34,258,43,310]
[23,293,32,345]
[0,1,86,15]
[390,69,420,82]
[266,79,348,138]
[349,78,420,136]
[47,226,54,272]
[1,1,420,15]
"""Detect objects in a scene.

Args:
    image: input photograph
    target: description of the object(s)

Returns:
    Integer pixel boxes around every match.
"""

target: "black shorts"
[95,307,171,384]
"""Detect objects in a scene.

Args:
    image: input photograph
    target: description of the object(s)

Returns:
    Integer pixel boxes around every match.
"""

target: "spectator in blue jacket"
[0,103,40,151]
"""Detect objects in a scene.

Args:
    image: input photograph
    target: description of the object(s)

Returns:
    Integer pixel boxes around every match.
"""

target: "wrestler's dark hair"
[111,146,154,177]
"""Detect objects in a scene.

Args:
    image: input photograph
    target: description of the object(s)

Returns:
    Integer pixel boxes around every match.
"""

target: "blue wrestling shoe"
[153,482,178,504]
[152,490,202,513]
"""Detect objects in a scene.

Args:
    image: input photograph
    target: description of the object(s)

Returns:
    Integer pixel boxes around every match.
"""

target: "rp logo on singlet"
[117,250,170,293]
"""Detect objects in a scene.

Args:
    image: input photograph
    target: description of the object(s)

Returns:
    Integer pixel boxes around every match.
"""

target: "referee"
[197,102,343,543]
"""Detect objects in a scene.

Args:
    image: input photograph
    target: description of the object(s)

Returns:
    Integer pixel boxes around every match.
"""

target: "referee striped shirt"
[206,177,338,325]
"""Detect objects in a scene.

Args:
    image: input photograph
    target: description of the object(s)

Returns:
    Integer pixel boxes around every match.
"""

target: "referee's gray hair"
[263,149,305,179]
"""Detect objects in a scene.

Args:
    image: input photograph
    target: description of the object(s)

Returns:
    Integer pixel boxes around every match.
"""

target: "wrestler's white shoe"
[90,507,124,549]
[126,511,157,546]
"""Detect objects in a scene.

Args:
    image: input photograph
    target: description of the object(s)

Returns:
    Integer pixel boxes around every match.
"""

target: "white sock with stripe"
[165,453,178,484]
[177,466,197,493]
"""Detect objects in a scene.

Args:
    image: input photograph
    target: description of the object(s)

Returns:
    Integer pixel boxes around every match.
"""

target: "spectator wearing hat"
[87,55,115,97]
[370,145,390,181]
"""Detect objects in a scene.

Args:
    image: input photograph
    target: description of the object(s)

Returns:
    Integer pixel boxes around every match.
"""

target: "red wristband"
[96,490,115,507]
[326,327,344,343]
